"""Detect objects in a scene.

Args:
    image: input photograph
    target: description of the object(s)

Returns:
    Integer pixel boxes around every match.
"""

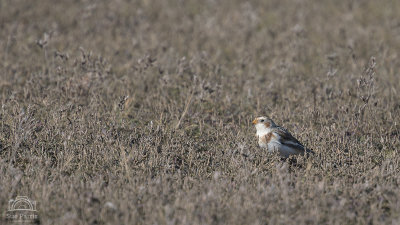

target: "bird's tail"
[305,148,315,155]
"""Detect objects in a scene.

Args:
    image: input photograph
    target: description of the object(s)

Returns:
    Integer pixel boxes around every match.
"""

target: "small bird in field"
[252,116,314,158]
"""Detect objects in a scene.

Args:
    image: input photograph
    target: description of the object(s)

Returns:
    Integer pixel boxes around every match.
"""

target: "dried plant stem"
[175,90,194,130]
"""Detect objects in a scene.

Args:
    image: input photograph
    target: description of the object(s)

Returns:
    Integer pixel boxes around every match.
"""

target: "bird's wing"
[273,127,306,152]
[273,127,315,154]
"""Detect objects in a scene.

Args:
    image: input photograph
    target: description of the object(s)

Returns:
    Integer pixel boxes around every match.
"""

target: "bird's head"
[252,116,276,134]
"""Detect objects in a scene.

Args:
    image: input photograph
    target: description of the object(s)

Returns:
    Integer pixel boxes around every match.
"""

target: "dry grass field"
[1,0,400,224]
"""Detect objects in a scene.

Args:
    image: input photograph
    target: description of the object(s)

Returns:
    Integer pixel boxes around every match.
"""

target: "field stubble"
[1,0,400,224]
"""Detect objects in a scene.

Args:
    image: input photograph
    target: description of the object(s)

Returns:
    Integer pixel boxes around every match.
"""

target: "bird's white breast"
[255,123,271,137]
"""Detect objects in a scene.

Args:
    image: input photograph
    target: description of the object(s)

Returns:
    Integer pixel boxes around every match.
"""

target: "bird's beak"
[252,119,257,125]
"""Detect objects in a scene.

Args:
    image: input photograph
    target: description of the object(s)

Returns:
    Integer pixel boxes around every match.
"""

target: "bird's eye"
[260,119,265,122]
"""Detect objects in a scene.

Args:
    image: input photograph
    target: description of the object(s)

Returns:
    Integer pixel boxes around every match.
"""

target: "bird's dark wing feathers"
[275,126,314,154]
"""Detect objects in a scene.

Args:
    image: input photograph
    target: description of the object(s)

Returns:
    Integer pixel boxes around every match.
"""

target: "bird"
[252,116,314,158]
